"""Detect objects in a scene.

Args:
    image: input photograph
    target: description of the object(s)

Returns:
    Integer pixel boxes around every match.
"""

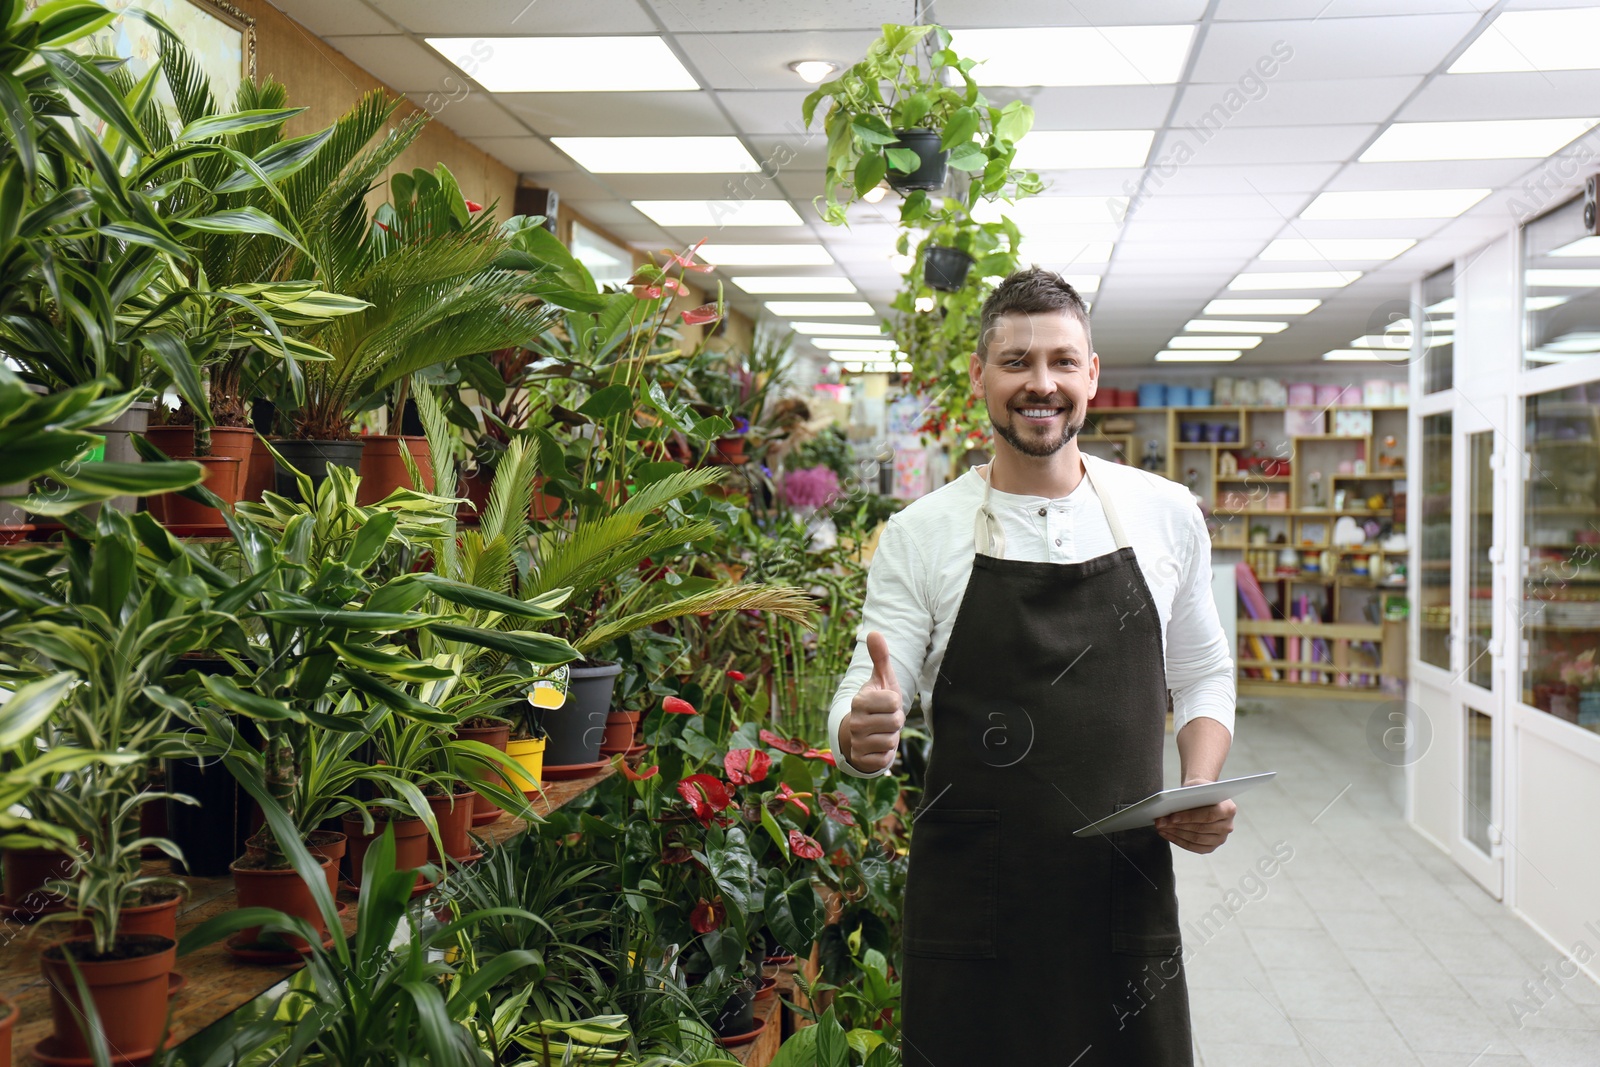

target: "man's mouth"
[1014,405,1065,423]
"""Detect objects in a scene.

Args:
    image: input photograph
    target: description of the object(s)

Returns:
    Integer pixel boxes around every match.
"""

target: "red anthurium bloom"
[819,790,856,827]
[690,897,725,933]
[465,199,484,213]
[801,748,837,766]
[788,830,824,861]
[663,696,697,716]
[681,302,720,326]
[662,238,714,273]
[375,221,390,233]
[772,782,811,817]
[828,848,853,867]
[759,729,806,755]
[724,748,772,786]
[726,670,746,682]
[622,762,659,781]
[660,845,693,865]
[677,773,733,826]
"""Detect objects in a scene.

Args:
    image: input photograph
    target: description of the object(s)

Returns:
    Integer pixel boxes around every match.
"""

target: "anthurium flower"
[726,670,746,682]
[662,238,714,273]
[724,748,772,785]
[759,729,806,755]
[788,830,824,861]
[677,773,733,826]
[828,848,852,868]
[663,696,697,715]
[801,747,837,766]
[771,782,811,817]
[819,791,856,827]
[690,897,725,933]
[681,302,721,326]
[623,762,659,781]
[661,845,692,865]
[465,199,484,213]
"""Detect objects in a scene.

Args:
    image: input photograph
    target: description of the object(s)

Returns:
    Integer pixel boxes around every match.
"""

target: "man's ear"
[969,350,985,399]
[1087,350,1101,397]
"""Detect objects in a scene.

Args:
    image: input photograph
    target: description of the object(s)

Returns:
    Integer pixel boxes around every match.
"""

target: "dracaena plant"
[801,22,1041,227]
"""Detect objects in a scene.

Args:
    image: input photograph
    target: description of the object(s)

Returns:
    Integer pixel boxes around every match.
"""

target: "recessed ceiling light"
[1548,236,1600,258]
[1450,9,1600,73]
[1228,271,1362,291]
[1013,131,1155,170]
[788,321,884,335]
[1167,335,1262,349]
[1360,118,1596,162]
[1204,298,1321,315]
[1526,269,1600,288]
[765,300,875,316]
[1185,319,1288,333]
[1301,189,1490,220]
[814,337,897,351]
[631,200,803,227]
[1155,350,1242,362]
[972,196,1128,226]
[953,26,1194,86]
[1017,239,1114,265]
[788,60,838,83]
[552,136,759,174]
[424,37,699,92]
[1322,350,1385,361]
[732,276,855,293]
[1259,238,1416,261]
[1527,295,1571,311]
[697,244,834,266]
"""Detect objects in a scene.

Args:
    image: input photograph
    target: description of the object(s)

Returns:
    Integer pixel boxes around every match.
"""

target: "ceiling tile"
[1172,77,1420,127]
[268,0,398,35]
[674,31,880,90]
[404,93,529,137]
[1120,218,1288,242]
[1113,240,1267,262]
[1142,162,1341,195]
[469,136,570,173]
[1033,168,1149,195]
[371,0,658,34]
[1322,159,1534,191]
[934,0,1208,26]
[988,87,1177,131]
[524,170,616,201]
[651,0,908,33]
[1215,0,1490,18]
[1285,218,1450,239]
[499,92,733,137]
[1400,71,1600,122]
[1190,15,1482,82]
[1123,192,1310,221]
[326,35,460,92]
[742,134,827,171]
[1159,124,1378,165]
[562,200,648,226]
[717,92,815,136]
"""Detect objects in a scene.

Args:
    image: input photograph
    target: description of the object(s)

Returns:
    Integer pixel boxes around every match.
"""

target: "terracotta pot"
[306,830,347,897]
[599,710,640,755]
[709,436,748,465]
[242,434,275,503]
[117,890,183,942]
[403,436,435,492]
[457,469,490,524]
[143,424,195,458]
[340,814,430,892]
[426,788,477,863]
[0,993,15,1067]
[455,723,511,824]
[529,475,564,521]
[504,737,546,796]
[358,435,430,505]
[755,974,777,1002]
[1,845,76,912]
[40,934,176,1062]
[231,855,334,949]
[207,426,257,489]
[156,455,241,529]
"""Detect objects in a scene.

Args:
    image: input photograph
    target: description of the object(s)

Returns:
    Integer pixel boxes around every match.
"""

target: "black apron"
[899,464,1193,1066]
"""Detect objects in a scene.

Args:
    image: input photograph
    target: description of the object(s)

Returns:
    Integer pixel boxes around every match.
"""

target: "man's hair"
[976,267,1092,361]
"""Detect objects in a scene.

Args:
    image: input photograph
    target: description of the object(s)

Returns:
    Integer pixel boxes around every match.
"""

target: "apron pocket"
[903,809,999,959]
[1109,827,1184,957]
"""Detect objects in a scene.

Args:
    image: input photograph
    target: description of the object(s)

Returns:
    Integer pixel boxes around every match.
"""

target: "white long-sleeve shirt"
[827,454,1236,778]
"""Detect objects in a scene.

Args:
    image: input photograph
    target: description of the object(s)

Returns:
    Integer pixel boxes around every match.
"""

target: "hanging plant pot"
[504,736,546,796]
[357,435,434,505]
[273,439,364,501]
[924,246,975,292]
[885,128,948,192]
[39,935,176,1064]
[425,787,478,864]
[537,663,619,771]
[151,455,241,533]
[456,722,511,824]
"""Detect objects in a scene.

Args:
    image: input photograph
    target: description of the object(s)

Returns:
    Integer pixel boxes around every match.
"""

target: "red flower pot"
[231,855,335,950]
[530,475,564,520]
[708,437,747,465]
[153,455,241,529]
[307,830,347,897]
[117,890,183,942]
[143,424,195,458]
[40,935,176,1062]
[340,814,430,892]
[455,723,511,825]
[600,710,640,755]
[1,845,76,914]
[242,434,276,503]
[426,788,477,863]
[208,426,258,490]
[358,435,427,505]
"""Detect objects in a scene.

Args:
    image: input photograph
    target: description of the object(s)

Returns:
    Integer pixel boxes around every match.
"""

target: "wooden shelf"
[1239,619,1384,640]
[1238,681,1390,701]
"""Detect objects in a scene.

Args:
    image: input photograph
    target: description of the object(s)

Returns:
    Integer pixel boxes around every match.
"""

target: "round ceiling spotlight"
[788,60,839,84]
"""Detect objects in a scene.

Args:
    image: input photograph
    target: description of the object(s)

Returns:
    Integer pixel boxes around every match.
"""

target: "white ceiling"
[270,0,1600,366]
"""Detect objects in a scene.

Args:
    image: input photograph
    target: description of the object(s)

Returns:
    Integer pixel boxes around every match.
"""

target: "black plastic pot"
[924,246,975,292]
[714,981,758,1037]
[536,662,620,767]
[273,439,364,501]
[165,656,255,875]
[885,128,948,192]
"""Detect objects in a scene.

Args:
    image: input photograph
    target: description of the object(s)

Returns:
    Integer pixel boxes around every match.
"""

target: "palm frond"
[615,468,725,517]
[577,585,816,653]
[480,437,536,547]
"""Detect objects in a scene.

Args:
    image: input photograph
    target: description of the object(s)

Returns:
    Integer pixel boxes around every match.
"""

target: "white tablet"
[1071,772,1277,837]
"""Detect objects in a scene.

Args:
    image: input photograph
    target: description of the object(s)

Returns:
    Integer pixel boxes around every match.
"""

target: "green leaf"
[853,150,887,198]
[995,99,1035,145]
[427,623,578,666]
[850,115,897,146]
[175,107,305,143]
[947,143,987,172]
[884,147,920,174]
[329,642,454,682]
[181,207,305,252]
[759,803,789,858]
[0,75,36,188]
[27,1,114,45]
[344,510,396,571]
[199,673,300,721]
[940,106,981,150]
[211,126,333,194]
[576,384,632,420]
[411,573,567,620]
[0,672,73,747]
[98,221,191,259]
[40,51,149,152]
[340,669,453,723]
[897,92,932,130]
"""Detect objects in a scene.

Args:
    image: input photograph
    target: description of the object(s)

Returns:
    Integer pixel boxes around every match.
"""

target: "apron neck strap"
[974,458,1132,557]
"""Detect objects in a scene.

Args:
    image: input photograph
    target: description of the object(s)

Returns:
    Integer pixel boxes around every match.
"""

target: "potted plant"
[801,23,1041,226]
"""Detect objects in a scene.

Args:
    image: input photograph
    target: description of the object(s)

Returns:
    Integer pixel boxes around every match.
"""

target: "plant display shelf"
[1235,618,1398,701]
[0,765,616,1060]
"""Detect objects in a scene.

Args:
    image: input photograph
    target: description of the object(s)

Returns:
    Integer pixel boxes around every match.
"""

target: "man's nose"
[1026,362,1058,396]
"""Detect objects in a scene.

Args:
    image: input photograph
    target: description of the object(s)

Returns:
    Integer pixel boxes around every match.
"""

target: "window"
[1420,414,1452,669]
[570,220,635,289]
[1465,707,1493,854]
[1422,266,1454,394]
[1467,431,1494,691]
[1522,382,1600,734]
[1523,196,1600,371]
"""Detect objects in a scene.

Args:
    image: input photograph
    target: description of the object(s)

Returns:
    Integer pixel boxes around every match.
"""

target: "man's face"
[970,309,1099,458]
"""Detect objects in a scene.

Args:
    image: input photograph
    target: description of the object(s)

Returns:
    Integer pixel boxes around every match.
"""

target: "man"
[827,268,1237,1066]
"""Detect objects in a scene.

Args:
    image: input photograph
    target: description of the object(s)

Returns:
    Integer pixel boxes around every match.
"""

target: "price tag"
[528,663,570,710]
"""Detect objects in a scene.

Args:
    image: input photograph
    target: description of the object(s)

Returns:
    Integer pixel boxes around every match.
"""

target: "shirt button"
[1055,538,1062,547]
[1037,507,1047,516]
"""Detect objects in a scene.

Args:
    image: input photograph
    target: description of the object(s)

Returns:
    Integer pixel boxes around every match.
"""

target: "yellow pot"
[505,737,546,794]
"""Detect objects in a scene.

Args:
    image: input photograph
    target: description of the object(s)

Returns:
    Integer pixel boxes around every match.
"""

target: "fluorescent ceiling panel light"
[1259,238,1416,262]
[814,337,897,351]
[953,26,1193,86]
[842,361,913,373]
[1017,239,1113,265]
[788,321,883,336]
[828,350,904,362]
[1155,350,1242,362]
[631,200,802,227]
[699,244,833,266]
[1527,295,1571,311]
[1533,332,1600,353]
[424,36,698,92]
[1203,299,1321,315]
[843,362,864,372]
[1450,9,1600,73]
[1184,319,1288,333]
[889,253,916,273]
[732,276,855,294]
[1549,236,1600,257]
[1228,271,1362,291]
[1061,275,1100,293]
[1014,130,1155,170]
[972,196,1127,225]
[1526,269,1600,288]
[1301,189,1490,220]
[1350,334,1451,349]
[1167,335,1261,349]
[1321,350,1384,361]
[764,300,875,316]
[1360,118,1595,162]
[552,136,759,174]
[1425,298,1456,314]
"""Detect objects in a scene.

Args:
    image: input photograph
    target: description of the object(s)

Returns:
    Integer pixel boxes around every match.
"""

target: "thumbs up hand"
[845,632,905,774]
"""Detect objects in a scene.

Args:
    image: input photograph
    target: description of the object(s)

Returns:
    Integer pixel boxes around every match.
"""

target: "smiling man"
[827,268,1237,1065]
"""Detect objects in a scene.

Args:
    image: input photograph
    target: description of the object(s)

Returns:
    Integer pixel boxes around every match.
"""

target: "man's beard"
[991,400,1084,458]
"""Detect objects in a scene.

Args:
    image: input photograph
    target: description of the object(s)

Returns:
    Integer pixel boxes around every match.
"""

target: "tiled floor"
[1171,698,1600,1067]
